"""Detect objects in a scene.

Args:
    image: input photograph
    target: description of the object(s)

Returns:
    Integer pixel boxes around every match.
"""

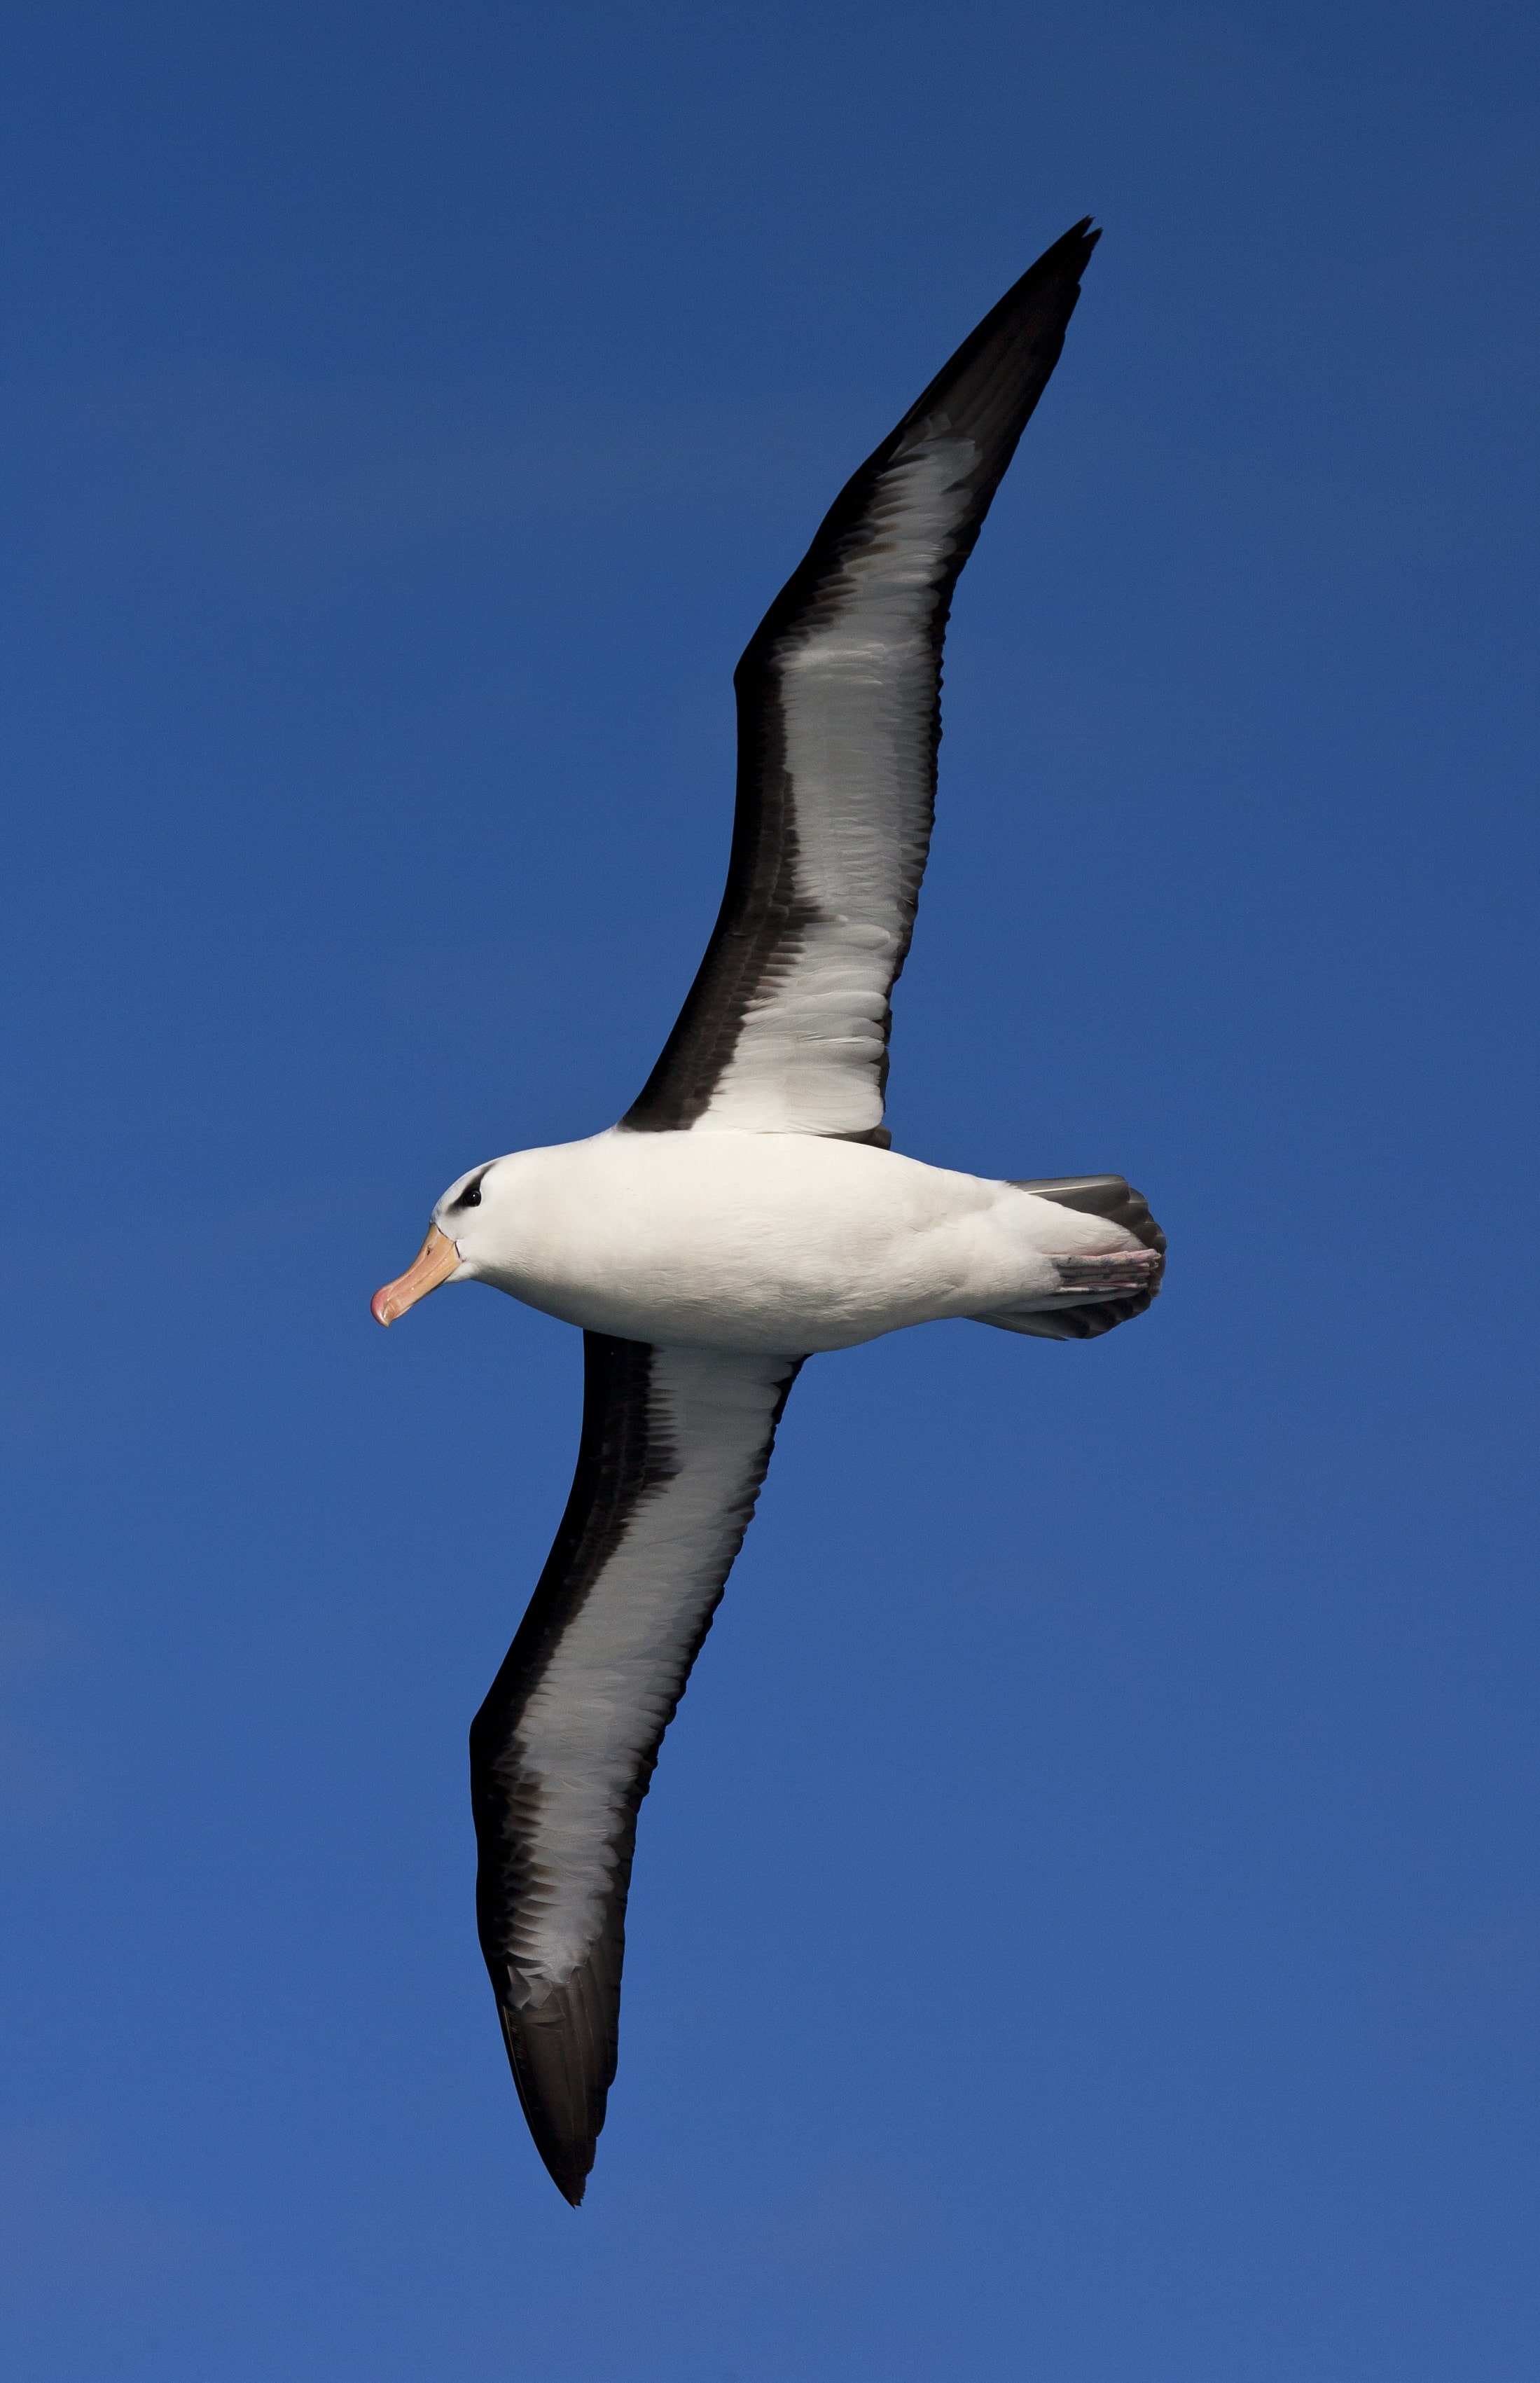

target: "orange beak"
[371,1224,462,1327]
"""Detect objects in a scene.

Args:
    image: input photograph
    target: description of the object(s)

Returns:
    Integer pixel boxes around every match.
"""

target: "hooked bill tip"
[370,1224,460,1328]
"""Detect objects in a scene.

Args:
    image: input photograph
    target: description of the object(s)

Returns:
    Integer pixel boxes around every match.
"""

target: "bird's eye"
[454,1173,486,1210]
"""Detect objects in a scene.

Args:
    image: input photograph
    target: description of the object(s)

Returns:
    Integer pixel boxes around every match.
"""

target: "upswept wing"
[469,1333,800,2204]
[621,219,1100,1143]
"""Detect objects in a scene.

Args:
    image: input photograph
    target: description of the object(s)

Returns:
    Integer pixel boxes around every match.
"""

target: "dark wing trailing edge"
[622,218,1101,1143]
[469,1333,801,2204]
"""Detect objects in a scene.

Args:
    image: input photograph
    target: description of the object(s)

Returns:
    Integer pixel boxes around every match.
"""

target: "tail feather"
[976,1284,1158,1340]
[1012,1173,1166,1253]
[973,1174,1166,1343]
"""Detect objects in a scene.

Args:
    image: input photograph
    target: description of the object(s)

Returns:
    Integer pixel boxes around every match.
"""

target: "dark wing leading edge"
[621,218,1101,1144]
[469,1334,800,2204]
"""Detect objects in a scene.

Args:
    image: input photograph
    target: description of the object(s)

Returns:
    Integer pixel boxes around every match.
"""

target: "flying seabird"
[372,218,1164,2205]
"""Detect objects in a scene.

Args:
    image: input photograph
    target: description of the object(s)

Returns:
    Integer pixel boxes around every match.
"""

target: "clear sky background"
[3,4,1537,2376]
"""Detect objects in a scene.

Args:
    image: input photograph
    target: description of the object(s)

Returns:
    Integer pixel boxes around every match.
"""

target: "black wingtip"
[543,2144,591,2209]
[501,2012,599,2205]
[1048,215,1101,269]
[491,1942,623,2207]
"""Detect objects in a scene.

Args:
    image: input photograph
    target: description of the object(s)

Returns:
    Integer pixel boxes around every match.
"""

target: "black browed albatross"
[372,218,1164,2205]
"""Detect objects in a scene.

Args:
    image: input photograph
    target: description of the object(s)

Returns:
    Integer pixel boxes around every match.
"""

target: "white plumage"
[441,1128,1147,1354]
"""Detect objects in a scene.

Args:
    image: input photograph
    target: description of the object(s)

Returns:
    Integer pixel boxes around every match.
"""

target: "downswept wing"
[622,217,1101,1144]
[469,1333,801,2204]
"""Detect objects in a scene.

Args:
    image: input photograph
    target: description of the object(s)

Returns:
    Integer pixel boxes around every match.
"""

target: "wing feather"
[623,218,1101,1140]
[469,1334,800,2203]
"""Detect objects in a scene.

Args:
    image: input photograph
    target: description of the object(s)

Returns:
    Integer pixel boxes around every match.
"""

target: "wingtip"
[496,1981,611,2209]
[1002,216,1099,302]
[543,2148,591,2209]
[520,2088,598,2206]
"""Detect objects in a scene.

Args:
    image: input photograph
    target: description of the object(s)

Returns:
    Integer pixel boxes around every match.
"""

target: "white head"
[370,1155,519,1326]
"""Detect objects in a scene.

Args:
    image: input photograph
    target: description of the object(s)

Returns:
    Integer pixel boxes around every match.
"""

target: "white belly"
[456,1129,1118,1354]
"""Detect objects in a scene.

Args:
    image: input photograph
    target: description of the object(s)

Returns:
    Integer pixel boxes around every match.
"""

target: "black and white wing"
[621,218,1100,1145]
[469,1334,800,2204]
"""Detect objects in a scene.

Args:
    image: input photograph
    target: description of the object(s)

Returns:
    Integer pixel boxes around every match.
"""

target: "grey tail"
[974,1174,1167,1343]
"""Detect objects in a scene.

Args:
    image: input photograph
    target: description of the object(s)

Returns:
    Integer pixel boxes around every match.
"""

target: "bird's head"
[370,1157,513,1326]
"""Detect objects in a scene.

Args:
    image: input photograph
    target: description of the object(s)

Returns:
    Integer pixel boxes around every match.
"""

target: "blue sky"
[3,2,1537,2375]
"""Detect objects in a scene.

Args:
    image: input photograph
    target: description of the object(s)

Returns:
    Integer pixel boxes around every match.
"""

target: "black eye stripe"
[452,1170,488,1210]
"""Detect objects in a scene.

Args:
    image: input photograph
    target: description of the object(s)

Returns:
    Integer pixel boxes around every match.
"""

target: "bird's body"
[441,1130,1156,1354]
[372,217,1166,2203]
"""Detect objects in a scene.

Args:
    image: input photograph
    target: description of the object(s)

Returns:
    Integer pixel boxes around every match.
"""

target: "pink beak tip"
[370,1225,459,1332]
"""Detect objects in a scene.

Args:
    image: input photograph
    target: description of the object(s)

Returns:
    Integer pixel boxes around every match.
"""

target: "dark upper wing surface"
[622,219,1100,1142]
[469,1333,800,2204]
